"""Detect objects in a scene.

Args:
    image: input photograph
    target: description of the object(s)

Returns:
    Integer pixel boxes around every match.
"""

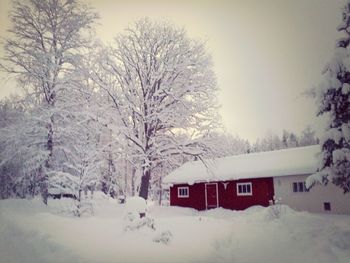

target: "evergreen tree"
[308,1,350,193]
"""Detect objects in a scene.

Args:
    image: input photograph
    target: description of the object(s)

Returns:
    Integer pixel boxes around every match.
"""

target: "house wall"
[170,177,274,211]
[217,178,274,210]
[274,174,350,214]
[170,183,206,210]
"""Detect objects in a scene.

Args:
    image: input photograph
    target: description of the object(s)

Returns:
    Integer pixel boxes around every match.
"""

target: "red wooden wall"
[170,177,274,211]
[170,183,206,210]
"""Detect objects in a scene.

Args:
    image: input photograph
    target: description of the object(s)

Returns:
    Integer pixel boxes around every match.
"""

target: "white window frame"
[236,182,253,196]
[178,186,189,198]
[292,181,309,193]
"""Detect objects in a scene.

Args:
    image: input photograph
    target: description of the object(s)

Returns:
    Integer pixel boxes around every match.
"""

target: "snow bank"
[1,197,349,263]
[0,214,79,263]
[148,205,198,218]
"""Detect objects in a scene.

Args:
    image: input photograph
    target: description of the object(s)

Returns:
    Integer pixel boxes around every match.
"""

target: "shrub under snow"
[152,230,173,245]
[123,197,155,231]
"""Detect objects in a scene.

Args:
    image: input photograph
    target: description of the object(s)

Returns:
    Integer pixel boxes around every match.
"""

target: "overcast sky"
[0,0,344,142]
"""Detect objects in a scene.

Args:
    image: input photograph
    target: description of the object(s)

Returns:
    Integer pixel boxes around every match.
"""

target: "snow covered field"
[1,194,349,263]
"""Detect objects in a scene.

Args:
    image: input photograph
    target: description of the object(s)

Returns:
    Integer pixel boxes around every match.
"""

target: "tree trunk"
[41,117,54,205]
[78,188,82,202]
[40,177,48,205]
[139,168,151,200]
[124,158,128,195]
[158,177,162,205]
[38,165,48,205]
[131,166,136,196]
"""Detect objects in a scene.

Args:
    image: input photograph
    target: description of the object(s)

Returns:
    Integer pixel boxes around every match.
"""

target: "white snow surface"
[0,195,349,263]
[163,145,320,185]
[125,196,147,214]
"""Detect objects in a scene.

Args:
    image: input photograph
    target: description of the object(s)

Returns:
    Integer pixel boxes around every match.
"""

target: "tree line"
[0,0,219,204]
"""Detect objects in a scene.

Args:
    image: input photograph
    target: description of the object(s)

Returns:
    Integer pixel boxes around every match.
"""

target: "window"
[237,182,252,196]
[178,187,189,198]
[324,202,331,211]
[292,182,309,192]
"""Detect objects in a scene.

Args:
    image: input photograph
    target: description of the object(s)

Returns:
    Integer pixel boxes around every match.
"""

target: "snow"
[0,196,349,263]
[333,148,350,163]
[323,128,343,145]
[342,123,350,141]
[342,83,350,95]
[125,196,147,214]
[163,145,320,185]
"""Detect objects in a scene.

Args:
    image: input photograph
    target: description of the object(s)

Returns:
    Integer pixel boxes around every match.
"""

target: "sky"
[0,0,344,142]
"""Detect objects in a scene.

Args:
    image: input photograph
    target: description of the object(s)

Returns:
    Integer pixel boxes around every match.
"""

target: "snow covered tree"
[251,132,283,152]
[92,18,219,200]
[0,102,48,199]
[287,132,299,148]
[299,126,318,146]
[281,130,289,148]
[202,132,250,158]
[0,96,25,128]
[0,99,23,198]
[307,1,350,193]
[0,0,98,203]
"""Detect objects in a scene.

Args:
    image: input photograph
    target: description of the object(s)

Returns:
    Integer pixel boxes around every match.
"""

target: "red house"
[163,146,319,211]
[168,178,274,211]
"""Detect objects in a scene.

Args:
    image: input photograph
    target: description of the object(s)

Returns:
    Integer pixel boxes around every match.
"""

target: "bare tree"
[92,18,219,199]
[0,0,98,203]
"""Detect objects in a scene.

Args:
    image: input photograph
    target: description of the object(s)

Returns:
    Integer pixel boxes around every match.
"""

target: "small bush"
[268,197,282,219]
[123,212,155,231]
[153,230,173,245]
[72,199,94,217]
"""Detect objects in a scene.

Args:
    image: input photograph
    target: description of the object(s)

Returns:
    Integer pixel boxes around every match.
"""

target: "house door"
[205,183,218,209]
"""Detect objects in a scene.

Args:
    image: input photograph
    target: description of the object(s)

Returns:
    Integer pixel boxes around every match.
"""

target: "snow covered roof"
[163,145,320,185]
